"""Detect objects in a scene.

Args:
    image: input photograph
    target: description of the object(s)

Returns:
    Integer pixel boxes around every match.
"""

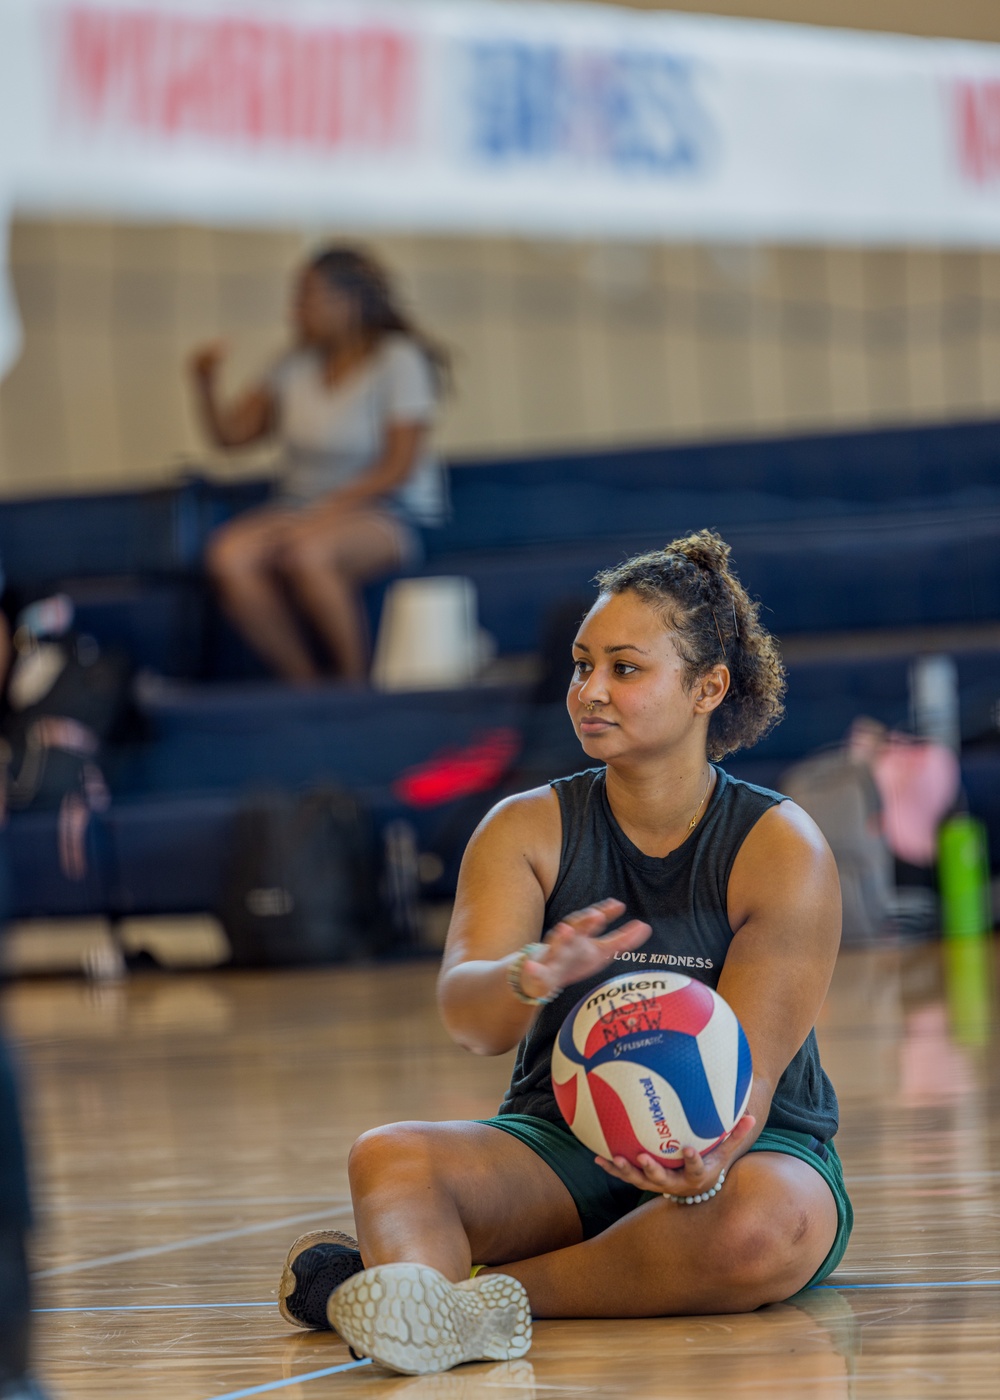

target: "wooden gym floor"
[3,935,999,1400]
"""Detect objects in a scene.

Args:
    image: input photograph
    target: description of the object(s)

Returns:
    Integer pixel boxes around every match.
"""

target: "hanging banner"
[1,0,1000,243]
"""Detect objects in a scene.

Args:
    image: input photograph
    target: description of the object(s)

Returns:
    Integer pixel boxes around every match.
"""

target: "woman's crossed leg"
[349,1120,837,1314]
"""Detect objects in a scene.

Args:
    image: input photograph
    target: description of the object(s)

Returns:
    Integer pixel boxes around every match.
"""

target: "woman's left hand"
[595,1113,756,1199]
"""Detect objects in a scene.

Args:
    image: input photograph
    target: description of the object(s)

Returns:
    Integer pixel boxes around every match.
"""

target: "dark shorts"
[481,1114,853,1292]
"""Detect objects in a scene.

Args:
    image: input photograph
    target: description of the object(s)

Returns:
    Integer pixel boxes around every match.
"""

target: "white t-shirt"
[268,333,445,526]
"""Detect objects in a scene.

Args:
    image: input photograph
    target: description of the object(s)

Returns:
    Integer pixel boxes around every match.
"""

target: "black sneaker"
[278,1229,365,1330]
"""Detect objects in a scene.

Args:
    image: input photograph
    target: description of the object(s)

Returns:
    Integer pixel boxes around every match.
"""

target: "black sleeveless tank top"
[498,765,840,1141]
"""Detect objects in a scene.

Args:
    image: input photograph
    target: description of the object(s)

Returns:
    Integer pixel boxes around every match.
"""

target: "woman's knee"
[277,537,338,587]
[207,505,296,577]
[700,1199,826,1308]
[205,524,269,585]
[280,512,406,585]
[348,1122,439,1191]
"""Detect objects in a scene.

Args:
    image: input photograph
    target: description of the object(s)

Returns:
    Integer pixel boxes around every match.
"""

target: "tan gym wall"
[3,0,1000,494]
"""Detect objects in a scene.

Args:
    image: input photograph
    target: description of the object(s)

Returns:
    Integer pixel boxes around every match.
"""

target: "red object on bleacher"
[392,727,521,808]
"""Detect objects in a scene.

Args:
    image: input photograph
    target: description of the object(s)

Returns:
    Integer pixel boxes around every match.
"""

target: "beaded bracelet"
[507,942,559,1006]
[666,1168,727,1205]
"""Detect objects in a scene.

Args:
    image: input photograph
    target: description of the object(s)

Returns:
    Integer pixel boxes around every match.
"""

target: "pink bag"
[850,721,960,867]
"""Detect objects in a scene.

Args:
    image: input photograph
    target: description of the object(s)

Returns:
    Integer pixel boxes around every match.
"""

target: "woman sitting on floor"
[276,529,853,1375]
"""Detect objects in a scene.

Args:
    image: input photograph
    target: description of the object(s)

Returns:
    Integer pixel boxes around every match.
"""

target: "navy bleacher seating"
[0,474,272,678]
[416,509,1000,654]
[122,680,528,796]
[3,421,1000,667]
[0,474,270,596]
[430,417,1000,553]
[2,418,999,924]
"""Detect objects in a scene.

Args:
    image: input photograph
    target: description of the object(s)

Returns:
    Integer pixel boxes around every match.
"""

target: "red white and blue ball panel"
[552,971,753,1168]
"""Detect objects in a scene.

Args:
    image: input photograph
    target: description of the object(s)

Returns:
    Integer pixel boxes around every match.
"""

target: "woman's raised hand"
[189,340,228,383]
[518,899,651,1003]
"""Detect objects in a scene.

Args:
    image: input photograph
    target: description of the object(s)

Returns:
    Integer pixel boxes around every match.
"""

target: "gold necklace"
[687,769,713,831]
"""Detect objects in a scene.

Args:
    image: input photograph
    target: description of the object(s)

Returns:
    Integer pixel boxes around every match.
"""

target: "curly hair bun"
[671,529,733,574]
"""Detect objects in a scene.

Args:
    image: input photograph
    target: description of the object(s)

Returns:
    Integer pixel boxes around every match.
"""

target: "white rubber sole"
[277,1228,361,1330]
[326,1263,532,1375]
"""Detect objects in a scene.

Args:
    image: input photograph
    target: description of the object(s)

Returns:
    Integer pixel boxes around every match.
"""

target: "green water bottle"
[944,937,992,1046]
[938,814,992,939]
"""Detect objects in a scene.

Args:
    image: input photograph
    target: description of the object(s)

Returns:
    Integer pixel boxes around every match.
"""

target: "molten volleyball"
[551,971,753,1168]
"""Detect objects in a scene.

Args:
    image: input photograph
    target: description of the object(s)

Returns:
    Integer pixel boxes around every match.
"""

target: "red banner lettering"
[955,79,1000,183]
[59,6,417,151]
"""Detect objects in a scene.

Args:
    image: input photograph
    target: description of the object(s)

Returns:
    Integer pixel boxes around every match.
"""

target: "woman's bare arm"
[438,788,651,1056]
[716,800,842,1142]
[188,341,276,448]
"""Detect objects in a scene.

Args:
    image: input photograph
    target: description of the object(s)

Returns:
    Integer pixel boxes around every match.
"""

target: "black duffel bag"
[218,786,398,968]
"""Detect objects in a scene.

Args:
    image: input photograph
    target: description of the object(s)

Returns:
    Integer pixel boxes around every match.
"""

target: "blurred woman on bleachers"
[189,246,448,683]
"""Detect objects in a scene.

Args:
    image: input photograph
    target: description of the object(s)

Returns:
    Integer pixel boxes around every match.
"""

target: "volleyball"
[551,971,753,1168]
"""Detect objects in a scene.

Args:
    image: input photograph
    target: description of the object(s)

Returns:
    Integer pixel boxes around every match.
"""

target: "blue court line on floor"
[35,1302,273,1313]
[822,1279,1000,1291]
[205,1358,371,1400]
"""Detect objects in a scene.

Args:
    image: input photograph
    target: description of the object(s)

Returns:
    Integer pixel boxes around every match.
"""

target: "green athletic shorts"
[481,1114,853,1292]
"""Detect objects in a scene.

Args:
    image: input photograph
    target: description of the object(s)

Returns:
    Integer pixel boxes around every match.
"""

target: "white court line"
[33,1206,353,1279]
